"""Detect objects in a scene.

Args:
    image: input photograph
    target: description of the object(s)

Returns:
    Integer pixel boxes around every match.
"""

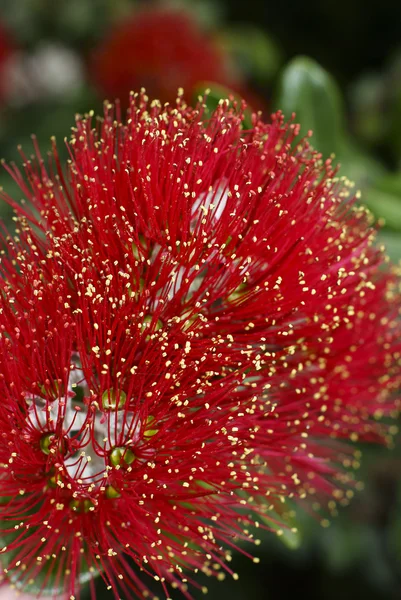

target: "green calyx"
[40,433,66,456]
[143,415,159,438]
[40,433,54,455]
[105,485,121,499]
[182,312,198,331]
[131,236,150,261]
[128,276,145,300]
[227,283,248,304]
[37,380,64,399]
[141,315,163,336]
[47,471,62,489]
[109,446,136,467]
[69,498,95,513]
[101,388,127,410]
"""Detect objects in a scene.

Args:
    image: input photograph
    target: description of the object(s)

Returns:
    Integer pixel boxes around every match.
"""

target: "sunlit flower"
[0,91,399,599]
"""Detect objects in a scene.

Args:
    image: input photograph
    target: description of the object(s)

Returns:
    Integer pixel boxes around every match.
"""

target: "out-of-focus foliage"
[0,1,399,599]
[276,56,346,159]
[275,56,401,241]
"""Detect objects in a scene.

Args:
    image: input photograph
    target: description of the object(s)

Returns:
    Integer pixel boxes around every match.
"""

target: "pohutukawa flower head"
[0,90,400,599]
[91,7,239,106]
[0,22,16,103]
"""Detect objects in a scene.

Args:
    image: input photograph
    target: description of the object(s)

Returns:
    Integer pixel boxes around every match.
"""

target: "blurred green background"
[0,1,400,598]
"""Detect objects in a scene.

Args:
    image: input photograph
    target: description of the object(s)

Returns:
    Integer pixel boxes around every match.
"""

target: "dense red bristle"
[0,91,399,599]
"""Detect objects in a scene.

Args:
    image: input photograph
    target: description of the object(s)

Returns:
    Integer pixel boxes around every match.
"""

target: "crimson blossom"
[0,92,400,599]
[90,7,239,106]
[0,22,15,103]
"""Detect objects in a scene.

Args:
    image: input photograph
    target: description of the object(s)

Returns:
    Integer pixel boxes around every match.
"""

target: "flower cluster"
[91,7,238,105]
[0,92,400,599]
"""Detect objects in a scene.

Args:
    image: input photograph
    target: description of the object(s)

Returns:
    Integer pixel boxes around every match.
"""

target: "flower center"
[26,354,156,499]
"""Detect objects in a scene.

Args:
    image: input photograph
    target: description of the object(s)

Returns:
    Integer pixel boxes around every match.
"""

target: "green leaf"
[373,172,401,197]
[320,524,377,572]
[377,230,401,262]
[275,56,387,193]
[275,56,345,159]
[387,477,401,565]
[265,519,301,550]
[363,178,401,231]
[162,0,224,28]
[220,25,283,81]
[0,172,25,231]
[337,141,385,190]
[349,73,388,146]
[259,499,302,551]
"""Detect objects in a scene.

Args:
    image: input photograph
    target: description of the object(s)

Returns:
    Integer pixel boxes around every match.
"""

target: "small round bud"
[101,389,127,410]
[109,446,136,467]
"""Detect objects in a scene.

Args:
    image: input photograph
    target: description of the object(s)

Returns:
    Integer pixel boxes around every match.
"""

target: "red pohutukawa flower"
[0,92,400,599]
[0,22,16,103]
[91,7,238,105]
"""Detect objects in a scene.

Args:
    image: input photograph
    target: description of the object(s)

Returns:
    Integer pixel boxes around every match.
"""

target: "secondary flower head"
[0,91,400,599]
[0,22,16,102]
[91,7,238,105]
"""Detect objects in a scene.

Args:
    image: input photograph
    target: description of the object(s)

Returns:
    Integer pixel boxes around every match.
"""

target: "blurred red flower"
[0,23,15,101]
[91,7,239,105]
[0,93,399,599]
